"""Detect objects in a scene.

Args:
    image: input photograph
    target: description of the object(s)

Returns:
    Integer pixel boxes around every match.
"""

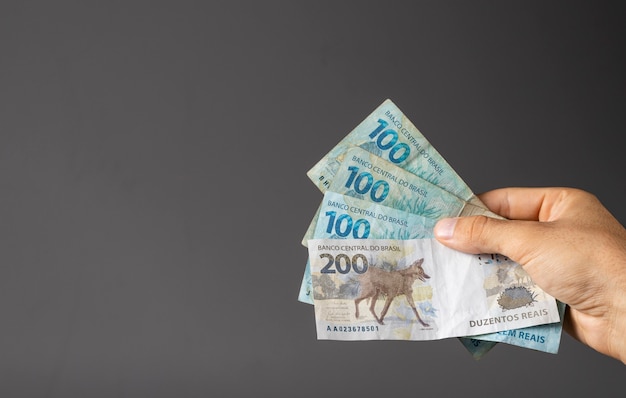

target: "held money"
[308,238,561,341]
[297,191,437,305]
[466,301,567,354]
[301,147,503,356]
[307,99,479,206]
[301,146,499,247]
[302,99,500,356]
[298,192,565,355]
[312,150,566,354]
[327,146,498,219]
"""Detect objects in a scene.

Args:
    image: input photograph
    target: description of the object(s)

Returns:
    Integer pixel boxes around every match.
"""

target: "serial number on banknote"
[326,325,380,333]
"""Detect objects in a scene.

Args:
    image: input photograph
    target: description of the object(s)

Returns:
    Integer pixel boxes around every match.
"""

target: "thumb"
[434,216,539,262]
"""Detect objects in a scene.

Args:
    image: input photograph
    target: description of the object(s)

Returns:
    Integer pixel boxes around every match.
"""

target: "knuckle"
[557,187,602,213]
[467,216,493,248]
[560,187,597,203]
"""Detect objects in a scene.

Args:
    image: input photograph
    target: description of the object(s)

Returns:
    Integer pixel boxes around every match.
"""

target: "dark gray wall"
[1,2,624,397]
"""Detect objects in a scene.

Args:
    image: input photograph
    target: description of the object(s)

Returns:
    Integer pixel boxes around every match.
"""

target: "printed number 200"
[319,253,368,274]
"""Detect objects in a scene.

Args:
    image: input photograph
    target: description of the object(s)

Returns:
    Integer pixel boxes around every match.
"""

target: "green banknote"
[308,238,560,340]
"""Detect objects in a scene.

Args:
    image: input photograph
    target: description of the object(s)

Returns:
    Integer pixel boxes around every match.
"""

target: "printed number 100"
[325,211,370,238]
[344,166,389,203]
[369,119,410,164]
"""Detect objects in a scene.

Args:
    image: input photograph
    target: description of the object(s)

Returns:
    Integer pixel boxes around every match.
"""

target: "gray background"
[1,1,624,397]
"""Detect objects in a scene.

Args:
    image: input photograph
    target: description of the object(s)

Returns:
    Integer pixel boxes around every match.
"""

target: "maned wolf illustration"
[354,259,430,327]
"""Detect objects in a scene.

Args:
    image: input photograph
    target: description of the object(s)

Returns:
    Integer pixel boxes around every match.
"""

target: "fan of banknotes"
[298,99,566,359]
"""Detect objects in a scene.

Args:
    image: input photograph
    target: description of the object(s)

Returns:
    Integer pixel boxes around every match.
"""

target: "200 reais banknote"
[308,238,560,341]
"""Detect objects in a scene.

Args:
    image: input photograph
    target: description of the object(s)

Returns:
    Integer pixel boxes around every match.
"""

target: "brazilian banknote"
[466,300,567,354]
[308,238,560,340]
[300,99,566,356]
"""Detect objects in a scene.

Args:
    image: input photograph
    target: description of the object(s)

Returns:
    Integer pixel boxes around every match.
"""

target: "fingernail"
[435,217,458,240]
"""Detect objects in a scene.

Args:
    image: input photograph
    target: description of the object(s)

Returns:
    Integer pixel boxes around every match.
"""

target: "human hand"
[434,187,626,364]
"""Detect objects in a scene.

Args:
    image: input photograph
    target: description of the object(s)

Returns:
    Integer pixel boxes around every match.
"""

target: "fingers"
[434,215,543,263]
[435,187,595,259]
[478,187,583,222]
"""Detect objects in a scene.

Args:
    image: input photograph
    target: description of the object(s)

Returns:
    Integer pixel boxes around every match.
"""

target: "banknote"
[308,238,560,340]
[298,191,437,305]
[307,98,484,208]
[328,146,499,219]
[459,337,500,360]
[467,301,567,354]
[301,99,565,356]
